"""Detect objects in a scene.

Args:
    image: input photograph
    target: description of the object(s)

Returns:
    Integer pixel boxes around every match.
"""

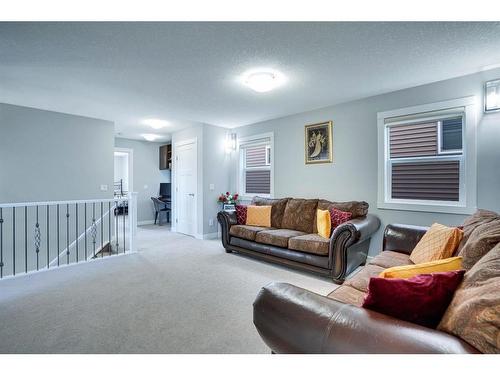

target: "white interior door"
[175,141,197,236]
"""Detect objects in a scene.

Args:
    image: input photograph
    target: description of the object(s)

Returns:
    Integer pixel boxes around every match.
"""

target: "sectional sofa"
[217,196,380,283]
[253,211,500,354]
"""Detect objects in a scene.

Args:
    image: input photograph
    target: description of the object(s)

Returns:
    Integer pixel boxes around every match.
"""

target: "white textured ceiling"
[1,22,500,140]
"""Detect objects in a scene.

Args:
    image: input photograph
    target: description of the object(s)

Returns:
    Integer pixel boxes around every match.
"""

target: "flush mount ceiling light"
[241,69,286,93]
[142,118,169,129]
[142,134,160,142]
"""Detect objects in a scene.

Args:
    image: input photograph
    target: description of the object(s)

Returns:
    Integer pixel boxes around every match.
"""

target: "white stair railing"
[0,192,137,280]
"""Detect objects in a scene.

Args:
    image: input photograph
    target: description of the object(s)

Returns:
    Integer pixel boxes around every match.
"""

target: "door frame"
[172,138,198,237]
[114,147,134,194]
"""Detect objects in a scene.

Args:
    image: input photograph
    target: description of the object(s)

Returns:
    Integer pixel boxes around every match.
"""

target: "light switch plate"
[209,183,215,190]
[100,184,108,191]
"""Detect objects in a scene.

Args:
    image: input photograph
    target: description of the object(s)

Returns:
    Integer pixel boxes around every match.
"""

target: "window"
[378,97,477,214]
[439,117,463,153]
[238,133,273,198]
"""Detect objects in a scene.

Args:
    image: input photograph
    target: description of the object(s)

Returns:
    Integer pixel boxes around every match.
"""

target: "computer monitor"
[159,183,171,197]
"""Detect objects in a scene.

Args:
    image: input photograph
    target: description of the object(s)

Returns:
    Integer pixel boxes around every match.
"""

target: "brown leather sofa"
[253,223,483,354]
[217,196,380,283]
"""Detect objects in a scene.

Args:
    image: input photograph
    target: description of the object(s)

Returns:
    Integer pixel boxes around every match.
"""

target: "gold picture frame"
[304,121,333,164]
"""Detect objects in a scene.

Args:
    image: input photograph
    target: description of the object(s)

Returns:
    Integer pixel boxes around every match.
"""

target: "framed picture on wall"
[305,121,333,164]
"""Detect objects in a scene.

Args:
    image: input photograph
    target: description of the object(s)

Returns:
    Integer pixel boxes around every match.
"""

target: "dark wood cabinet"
[159,144,172,170]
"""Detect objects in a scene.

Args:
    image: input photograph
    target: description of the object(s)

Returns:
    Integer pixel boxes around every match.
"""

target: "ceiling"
[1,22,500,141]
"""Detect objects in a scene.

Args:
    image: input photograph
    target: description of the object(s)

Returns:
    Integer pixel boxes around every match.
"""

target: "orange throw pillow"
[246,205,272,227]
[316,209,332,239]
[379,257,463,279]
[410,223,464,264]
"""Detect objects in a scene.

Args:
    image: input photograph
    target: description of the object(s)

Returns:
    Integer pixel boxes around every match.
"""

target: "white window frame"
[377,97,477,215]
[237,132,274,200]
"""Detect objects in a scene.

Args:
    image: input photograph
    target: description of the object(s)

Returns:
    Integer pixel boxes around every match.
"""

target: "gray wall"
[0,103,114,203]
[231,68,500,256]
[114,138,171,224]
[202,124,231,235]
[0,103,115,276]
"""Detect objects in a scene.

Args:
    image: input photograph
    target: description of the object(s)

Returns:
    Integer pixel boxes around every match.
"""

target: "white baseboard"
[169,229,218,240]
[202,232,219,240]
[137,220,155,226]
[193,232,218,240]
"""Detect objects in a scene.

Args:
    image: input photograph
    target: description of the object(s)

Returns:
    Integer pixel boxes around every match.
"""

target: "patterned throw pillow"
[246,205,272,227]
[329,208,352,231]
[235,205,247,225]
[409,223,464,264]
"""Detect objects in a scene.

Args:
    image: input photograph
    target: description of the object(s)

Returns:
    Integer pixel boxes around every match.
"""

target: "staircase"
[0,193,137,279]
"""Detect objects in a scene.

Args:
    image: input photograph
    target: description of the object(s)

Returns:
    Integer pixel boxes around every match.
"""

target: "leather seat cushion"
[229,237,330,268]
[255,229,307,248]
[229,225,272,241]
[288,234,330,256]
[368,250,413,269]
[328,285,366,307]
[343,264,385,293]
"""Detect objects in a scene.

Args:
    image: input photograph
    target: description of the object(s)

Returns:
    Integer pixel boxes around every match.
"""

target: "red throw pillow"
[329,208,352,230]
[362,270,465,328]
[235,205,247,225]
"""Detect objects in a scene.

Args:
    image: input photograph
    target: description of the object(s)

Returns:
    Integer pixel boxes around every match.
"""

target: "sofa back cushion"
[281,198,319,233]
[314,199,368,233]
[457,209,500,270]
[251,196,290,228]
[318,199,369,218]
[438,242,500,354]
[457,209,500,254]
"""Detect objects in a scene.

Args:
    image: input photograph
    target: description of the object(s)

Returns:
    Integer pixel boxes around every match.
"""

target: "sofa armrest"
[253,282,479,354]
[383,223,429,255]
[217,211,237,249]
[329,214,381,282]
[333,214,381,243]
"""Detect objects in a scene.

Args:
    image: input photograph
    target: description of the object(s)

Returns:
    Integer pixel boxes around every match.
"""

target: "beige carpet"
[0,225,337,353]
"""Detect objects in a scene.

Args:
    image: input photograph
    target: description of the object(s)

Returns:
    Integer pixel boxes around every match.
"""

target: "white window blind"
[239,136,272,197]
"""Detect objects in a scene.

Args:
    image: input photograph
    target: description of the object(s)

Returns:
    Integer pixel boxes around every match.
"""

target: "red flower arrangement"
[218,192,239,204]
